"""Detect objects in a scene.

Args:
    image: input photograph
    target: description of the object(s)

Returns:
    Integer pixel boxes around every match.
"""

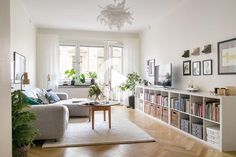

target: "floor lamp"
[20,72,30,91]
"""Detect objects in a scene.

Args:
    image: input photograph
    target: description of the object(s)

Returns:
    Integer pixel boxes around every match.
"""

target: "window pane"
[79,46,105,74]
[112,47,122,73]
[59,45,76,79]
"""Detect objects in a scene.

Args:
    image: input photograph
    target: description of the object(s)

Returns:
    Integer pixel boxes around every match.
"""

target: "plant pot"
[71,80,75,86]
[128,95,135,109]
[91,78,95,85]
[13,146,29,157]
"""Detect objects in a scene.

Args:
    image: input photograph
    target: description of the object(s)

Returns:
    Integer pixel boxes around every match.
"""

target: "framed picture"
[203,59,213,75]
[192,61,201,76]
[218,38,236,74]
[147,59,155,76]
[14,52,26,84]
[183,60,191,76]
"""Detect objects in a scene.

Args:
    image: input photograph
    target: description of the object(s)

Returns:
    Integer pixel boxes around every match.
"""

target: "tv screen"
[154,64,172,87]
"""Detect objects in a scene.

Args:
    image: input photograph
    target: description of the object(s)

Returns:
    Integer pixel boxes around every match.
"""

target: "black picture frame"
[192,61,201,76]
[203,59,213,75]
[14,52,26,84]
[218,38,236,74]
[147,59,155,76]
[183,60,191,76]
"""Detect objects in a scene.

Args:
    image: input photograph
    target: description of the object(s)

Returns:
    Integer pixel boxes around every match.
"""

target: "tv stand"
[135,85,236,151]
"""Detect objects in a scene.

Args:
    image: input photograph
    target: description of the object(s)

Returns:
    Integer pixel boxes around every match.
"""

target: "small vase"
[13,146,29,157]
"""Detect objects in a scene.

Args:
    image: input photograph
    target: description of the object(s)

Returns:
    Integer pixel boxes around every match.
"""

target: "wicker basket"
[13,146,29,157]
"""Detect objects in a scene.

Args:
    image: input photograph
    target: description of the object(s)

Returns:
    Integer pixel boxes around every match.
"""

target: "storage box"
[144,102,150,114]
[181,119,190,133]
[171,110,179,128]
[162,108,169,123]
[155,105,162,119]
[192,123,203,139]
[150,104,156,117]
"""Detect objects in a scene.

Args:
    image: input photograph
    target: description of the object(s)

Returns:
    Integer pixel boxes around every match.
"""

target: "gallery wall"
[140,0,236,91]
[11,0,36,89]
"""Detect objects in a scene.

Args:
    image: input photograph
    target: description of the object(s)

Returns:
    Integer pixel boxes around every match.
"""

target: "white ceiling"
[21,0,185,33]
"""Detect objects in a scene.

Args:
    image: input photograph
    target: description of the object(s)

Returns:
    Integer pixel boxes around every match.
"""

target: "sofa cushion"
[46,91,61,103]
[36,89,49,104]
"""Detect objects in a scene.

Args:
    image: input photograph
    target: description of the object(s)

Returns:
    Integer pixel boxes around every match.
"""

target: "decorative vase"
[13,146,29,157]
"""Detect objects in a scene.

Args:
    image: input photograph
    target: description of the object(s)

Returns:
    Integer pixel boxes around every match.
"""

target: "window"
[59,45,76,79]
[111,46,123,73]
[79,46,105,73]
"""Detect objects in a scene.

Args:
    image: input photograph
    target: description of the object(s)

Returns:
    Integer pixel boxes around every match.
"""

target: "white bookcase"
[135,85,236,151]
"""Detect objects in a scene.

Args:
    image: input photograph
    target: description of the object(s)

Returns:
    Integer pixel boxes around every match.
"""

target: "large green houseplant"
[119,72,142,108]
[12,90,38,157]
[65,69,86,85]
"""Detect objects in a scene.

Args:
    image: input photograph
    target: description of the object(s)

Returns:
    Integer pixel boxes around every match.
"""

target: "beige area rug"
[42,115,155,148]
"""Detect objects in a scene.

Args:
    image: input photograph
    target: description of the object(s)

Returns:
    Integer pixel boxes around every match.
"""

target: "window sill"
[58,85,90,88]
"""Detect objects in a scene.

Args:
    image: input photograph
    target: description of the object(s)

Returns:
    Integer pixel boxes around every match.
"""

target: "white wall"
[140,0,236,91]
[37,28,139,43]
[11,0,36,89]
[0,0,12,156]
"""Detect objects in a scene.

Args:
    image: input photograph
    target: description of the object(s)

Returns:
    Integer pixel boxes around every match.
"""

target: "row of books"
[144,93,168,107]
[191,102,204,117]
[205,102,220,122]
[170,97,179,110]
[180,97,190,113]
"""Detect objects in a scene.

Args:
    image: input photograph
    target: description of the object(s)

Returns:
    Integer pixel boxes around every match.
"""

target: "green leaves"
[119,72,141,92]
[79,73,86,83]
[86,72,97,79]
[88,84,102,99]
[12,90,38,148]
[64,69,76,80]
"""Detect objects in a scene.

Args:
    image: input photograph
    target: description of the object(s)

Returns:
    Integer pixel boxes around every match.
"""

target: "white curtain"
[121,38,140,105]
[37,34,59,89]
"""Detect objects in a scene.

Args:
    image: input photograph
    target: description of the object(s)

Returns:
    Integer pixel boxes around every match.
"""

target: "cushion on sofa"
[36,89,49,104]
[46,91,61,103]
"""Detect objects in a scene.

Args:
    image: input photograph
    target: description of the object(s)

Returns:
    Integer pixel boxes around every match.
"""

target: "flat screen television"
[154,64,172,87]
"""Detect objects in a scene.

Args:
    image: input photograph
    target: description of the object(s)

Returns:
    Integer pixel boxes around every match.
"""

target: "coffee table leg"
[108,107,111,128]
[88,107,91,122]
[92,109,94,130]
[104,110,106,121]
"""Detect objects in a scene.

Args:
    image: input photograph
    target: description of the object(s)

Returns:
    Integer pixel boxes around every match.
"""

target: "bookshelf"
[135,85,236,151]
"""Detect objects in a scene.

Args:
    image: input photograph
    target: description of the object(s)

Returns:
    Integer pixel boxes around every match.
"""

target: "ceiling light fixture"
[97,0,133,30]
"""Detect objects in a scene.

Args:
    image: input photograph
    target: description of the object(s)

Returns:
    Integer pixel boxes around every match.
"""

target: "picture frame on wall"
[14,52,26,84]
[183,60,191,76]
[203,59,213,75]
[218,38,236,74]
[192,61,201,76]
[147,59,155,76]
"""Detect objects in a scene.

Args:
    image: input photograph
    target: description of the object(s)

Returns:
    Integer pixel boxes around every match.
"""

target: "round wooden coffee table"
[89,101,120,130]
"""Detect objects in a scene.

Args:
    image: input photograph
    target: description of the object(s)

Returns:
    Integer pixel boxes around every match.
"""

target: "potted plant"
[142,79,151,86]
[88,83,102,102]
[78,73,86,84]
[119,72,142,108]
[86,72,97,84]
[65,69,76,85]
[12,90,38,157]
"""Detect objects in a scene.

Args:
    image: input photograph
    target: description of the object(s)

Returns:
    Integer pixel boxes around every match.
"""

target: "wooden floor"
[29,106,236,157]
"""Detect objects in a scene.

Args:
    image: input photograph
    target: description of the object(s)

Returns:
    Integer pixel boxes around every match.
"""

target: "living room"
[1,0,236,157]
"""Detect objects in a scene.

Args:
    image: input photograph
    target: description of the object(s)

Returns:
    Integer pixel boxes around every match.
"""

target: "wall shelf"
[135,85,236,151]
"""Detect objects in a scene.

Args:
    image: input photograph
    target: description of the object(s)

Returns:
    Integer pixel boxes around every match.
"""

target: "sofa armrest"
[56,92,68,100]
[30,104,69,140]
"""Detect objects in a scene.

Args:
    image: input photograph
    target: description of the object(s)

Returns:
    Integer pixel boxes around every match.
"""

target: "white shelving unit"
[135,85,236,151]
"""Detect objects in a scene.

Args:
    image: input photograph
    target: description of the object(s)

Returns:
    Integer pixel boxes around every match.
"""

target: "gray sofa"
[24,88,89,140]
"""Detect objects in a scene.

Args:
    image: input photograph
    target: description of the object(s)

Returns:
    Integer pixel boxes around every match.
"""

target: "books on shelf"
[180,97,190,113]
[205,101,220,122]
[156,94,162,105]
[191,102,204,117]
[149,94,155,103]
[171,97,179,110]
[162,96,168,107]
